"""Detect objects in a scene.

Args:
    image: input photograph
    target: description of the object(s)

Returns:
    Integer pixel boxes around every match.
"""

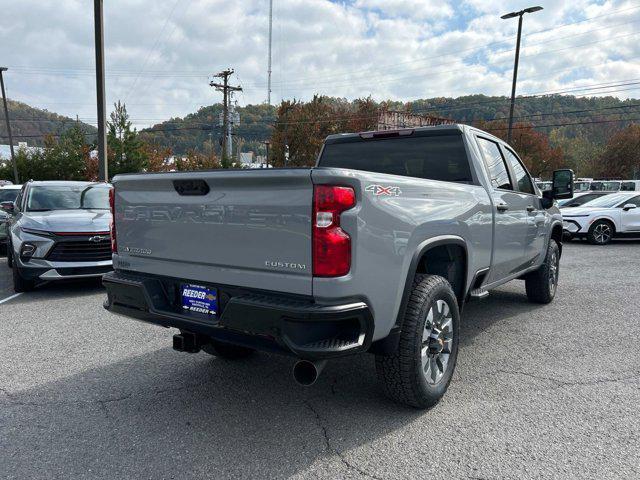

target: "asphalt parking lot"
[1,242,639,480]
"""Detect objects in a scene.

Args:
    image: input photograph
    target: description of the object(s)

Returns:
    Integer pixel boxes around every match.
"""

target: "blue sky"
[0,0,638,129]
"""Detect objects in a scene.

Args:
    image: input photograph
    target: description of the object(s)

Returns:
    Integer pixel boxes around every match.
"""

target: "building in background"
[377,110,454,131]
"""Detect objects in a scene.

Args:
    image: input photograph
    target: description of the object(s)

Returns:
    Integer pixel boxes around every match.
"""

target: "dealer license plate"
[181,284,218,315]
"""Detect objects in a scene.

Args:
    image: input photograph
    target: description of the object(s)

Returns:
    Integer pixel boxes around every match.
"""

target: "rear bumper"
[103,271,374,360]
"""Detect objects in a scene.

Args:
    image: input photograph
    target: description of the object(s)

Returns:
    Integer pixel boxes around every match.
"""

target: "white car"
[557,191,611,209]
[562,192,640,244]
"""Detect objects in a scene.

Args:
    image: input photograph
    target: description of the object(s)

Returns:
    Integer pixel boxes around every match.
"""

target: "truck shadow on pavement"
[1,287,547,479]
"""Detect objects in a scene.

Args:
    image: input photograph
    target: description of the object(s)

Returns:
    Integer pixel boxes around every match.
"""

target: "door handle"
[496,202,509,212]
[526,206,536,212]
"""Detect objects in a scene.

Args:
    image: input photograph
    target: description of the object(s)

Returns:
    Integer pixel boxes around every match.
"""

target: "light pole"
[0,67,19,184]
[94,0,108,182]
[501,6,543,144]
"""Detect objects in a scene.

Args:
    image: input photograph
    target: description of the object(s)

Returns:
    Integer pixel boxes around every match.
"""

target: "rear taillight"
[109,187,117,253]
[313,185,356,277]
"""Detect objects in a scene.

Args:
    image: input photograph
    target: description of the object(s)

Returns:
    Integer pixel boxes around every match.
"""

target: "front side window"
[619,195,640,208]
[621,182,637,191]
[476,138,512,190]
[26,185,110,212]
[503,148,535,195]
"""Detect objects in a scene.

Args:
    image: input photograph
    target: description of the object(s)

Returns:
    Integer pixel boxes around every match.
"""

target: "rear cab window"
[318,132,474,184]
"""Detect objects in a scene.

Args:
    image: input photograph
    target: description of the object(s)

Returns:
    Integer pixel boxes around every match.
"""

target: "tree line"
[1,97,639,182]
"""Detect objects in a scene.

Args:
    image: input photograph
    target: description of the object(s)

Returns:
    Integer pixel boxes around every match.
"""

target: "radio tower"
[267,0,273,105]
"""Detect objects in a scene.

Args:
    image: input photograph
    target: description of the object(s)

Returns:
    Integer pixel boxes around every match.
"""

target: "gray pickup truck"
[103,124,573,408]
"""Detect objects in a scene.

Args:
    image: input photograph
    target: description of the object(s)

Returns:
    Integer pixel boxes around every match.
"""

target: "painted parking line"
[0,293,23,305]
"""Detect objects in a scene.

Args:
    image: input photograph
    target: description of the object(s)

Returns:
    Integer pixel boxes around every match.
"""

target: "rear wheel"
[525,239,560,304]
[12,262,35,292]
[376,274,459,409]
[202,340,254,359]
[588,220,614,245]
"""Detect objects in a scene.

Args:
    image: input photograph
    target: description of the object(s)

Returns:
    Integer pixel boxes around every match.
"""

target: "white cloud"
[0,0,638,130]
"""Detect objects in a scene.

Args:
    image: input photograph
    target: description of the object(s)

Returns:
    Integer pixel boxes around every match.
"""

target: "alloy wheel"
[593,223,612,244]
[421,299,454,385]
[548,249,559,295]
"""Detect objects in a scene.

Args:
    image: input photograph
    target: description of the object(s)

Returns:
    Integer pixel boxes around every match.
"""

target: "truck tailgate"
[113,169,313,295]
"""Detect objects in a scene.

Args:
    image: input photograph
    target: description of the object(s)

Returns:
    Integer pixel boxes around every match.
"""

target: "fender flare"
[368,235,468,356]
[395,235,468,327]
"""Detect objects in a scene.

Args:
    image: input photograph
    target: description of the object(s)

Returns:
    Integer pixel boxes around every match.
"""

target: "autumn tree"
[269,96,379,167]
[596,124,640,179]
[478,121,565,178]
[144,144,174,172]
[174,149,220,171]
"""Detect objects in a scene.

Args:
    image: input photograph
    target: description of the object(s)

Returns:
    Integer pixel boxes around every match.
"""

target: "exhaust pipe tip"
[293,359,327,386]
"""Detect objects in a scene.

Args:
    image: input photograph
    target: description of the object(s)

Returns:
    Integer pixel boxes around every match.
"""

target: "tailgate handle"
[173,179,210,196]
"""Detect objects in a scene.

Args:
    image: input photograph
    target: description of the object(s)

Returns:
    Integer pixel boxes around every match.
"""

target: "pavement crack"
[497,369,640,389]
[304,400,384,480]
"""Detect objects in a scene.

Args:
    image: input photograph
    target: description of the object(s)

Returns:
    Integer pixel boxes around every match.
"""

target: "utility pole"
[94,0,108,181]
[0,67,18,184]
[267,0,273,105]
[501,6,543,144]
[210,69,242,163]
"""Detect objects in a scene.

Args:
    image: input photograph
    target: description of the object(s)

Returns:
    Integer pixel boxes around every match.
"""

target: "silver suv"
[6,181,113,292]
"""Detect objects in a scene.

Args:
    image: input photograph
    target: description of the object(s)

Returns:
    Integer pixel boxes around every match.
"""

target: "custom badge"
[365,184,402,197]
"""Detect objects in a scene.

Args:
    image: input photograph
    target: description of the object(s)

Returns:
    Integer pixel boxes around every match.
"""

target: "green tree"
[108,101,147,176]
[0,125,92,181]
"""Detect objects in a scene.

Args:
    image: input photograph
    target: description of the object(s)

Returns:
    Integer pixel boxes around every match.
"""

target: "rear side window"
[503,147,535,195]
[476,138,512,190]
[319,134,473,184]
[621,182,637,191]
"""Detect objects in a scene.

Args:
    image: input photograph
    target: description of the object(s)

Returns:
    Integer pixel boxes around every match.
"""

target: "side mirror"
[551,169,574,200]
[623,203,637,211]
[0,201,15,213]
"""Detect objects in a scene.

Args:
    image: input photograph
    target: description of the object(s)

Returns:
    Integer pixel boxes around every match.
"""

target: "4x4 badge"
[365,184,402,196]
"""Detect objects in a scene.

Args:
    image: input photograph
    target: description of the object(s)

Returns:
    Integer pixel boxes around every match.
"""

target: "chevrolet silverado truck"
[103,124,573,408]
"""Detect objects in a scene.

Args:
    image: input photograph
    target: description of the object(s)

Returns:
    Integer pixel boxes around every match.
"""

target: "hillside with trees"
[1,94,639,181]
[0,99,96,146]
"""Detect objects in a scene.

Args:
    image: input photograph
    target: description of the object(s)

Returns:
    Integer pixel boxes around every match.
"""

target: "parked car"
[6,181,113,292]
[620,180,640,191]
[0,184,22,210]
[562,191,640,244]
[0,209,9,249]
[557,191,611,209]
[590,180,621,191]
[102,124,572,408]
[574,179,593,192]
[536,180,552,191]
[0,180,13,187]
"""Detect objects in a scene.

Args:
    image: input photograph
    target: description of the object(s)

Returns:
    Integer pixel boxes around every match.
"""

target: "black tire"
[12,262,35,293]
[202,340,254,359]
[587,219,614,245]
[525,239,560,304]
[6,242,13,268]
[375,274,460,409]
